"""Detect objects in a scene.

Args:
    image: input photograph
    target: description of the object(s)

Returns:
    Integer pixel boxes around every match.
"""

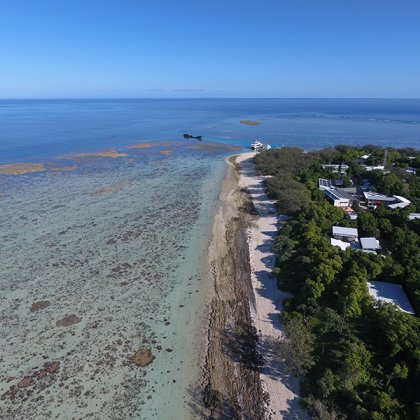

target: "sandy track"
[236,152,308,419]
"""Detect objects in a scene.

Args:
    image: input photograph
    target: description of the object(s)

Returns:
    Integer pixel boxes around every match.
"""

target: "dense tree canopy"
[255,145,420,419]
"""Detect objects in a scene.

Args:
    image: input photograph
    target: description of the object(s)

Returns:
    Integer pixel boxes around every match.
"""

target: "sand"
[0,163,45,175]
[235,152,308,419]
[202,152,307,419]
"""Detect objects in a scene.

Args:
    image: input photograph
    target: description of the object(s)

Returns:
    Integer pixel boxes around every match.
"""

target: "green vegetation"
[255,145,420,419]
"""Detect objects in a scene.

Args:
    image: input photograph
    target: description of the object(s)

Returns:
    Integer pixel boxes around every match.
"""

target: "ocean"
[0,99,419,419]
[1,98,420,164]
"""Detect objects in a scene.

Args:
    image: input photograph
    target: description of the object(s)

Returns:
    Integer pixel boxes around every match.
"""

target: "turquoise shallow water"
[0,142,234,419]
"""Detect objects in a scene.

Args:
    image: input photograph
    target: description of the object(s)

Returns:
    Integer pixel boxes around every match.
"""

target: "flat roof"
[388,195,411,209]
[389,202,411,209]
[360,237,380,250]
[331,238,350,251]
[321,163,349,169]
[332,226,358,237]
[363,191,395,202]
[367,281,415,315]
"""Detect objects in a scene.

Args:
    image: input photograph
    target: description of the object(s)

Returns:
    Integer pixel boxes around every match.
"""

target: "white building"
[323,188,352,207]
[331,238,351,251]
[409,213,420,220]
[321,164,349,174]
[360,237,381,252]
[388,195,411,209]
[367,281,415,315]
[362,165,385,172]
[332,226,358,241]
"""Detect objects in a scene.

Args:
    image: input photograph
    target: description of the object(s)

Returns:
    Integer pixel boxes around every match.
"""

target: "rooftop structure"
[363,191,395,202]
[318,178,332,190]
[360,154,371,160]
[363,191,396,207]
[388,195,411,209]
[321,164,349,174]
[409,213,420,220]
[323,188,353,208]
[362,165,385,172]
[360,237,381,251]
[367,281,415,315]
[331,238,351,251]
[363,191,411,209]
[332,226,358,240]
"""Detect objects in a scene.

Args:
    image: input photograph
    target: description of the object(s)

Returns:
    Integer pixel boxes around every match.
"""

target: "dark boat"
[183,134,203,141]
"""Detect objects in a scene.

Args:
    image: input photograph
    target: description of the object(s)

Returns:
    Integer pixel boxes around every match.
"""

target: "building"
[362,165,385,172]
[363,192,411,209]
[363,191,396,207]
[367,281,415,315]
[388,195,411,209]
[409,213,420,220]
[331,238,351,251]
[360,237,381,253]
[332,226,358,242]
[322,188,353,207]
[344,207,358,220]
[321,164,349,174]
[318,178,332,190]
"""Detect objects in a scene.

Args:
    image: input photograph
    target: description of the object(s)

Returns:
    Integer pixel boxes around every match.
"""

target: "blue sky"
[1,0,420,98]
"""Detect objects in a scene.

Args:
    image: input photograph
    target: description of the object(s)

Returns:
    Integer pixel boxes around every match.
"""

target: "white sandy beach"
[236,152,308,419]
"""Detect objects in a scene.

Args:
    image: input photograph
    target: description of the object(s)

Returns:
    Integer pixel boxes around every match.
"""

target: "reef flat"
[0,141,232,419]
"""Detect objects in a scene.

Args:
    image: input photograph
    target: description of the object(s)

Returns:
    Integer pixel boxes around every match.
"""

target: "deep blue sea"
[1,98,420,163]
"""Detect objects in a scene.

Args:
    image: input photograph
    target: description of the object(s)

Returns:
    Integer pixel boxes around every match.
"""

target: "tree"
[279,317,315,376]
[357,210,379,237]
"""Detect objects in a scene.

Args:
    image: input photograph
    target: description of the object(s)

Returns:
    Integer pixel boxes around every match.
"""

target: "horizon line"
[1,97,420,101]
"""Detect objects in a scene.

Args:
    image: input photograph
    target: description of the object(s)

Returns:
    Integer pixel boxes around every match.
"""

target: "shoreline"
[201,152,307,419]
[201,155,266,418]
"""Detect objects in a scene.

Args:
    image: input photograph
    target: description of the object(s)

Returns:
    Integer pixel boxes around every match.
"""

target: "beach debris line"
[183,133,203,141]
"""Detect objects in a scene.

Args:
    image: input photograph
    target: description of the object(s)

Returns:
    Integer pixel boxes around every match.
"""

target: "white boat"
[250,139,271,151]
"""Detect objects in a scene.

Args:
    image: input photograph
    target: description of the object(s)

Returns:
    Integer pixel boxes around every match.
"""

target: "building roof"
[360,237,381,250]
[363,191,395,202]
[323,188,352,201]
[409,213,420,220]
[318,178,332,190]
[367,281,415,315]
[388,195,411,209]
[362,165,385,171]
[331,238,351,251]
[332,226,358,237]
